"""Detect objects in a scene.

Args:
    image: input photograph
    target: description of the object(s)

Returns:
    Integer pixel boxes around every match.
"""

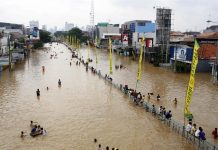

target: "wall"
[169,45,193,61]
[136,23,155,33]
[0,36,8,54]
[97,25,120,39]
[170,45,213,72]
[197,59,212,72]
[132,32,156,49]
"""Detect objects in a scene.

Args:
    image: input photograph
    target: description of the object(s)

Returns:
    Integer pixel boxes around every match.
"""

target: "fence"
[91,67,218,150]
[66,43,218,150]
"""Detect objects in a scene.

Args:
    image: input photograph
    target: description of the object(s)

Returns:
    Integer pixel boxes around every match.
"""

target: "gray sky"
[0,0,217,32]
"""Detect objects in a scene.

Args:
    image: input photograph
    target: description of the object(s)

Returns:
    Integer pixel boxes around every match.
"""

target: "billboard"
[174,47,187,60]
[145,39,153,48]
[30,27,40,40]
[122,34,128,46]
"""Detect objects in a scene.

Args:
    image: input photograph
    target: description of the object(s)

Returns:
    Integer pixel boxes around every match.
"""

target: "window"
[138,22,145,26]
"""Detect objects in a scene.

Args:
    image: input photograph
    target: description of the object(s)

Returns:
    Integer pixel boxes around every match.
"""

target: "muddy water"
[84,46,218,146]
[0,43,212,150]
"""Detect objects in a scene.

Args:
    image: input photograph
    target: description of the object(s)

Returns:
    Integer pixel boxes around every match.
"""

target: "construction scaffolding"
[156,8,172,63]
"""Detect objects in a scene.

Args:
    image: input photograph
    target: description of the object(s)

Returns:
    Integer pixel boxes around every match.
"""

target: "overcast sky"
[0,0,217,32]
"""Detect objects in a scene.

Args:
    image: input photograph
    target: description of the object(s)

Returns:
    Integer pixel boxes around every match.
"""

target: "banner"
[109,38,113,74]
[95,36,98,64]
[87,42,90,61]
[184,40,200,117]
[136,37,144,81]
[122,34,128,46]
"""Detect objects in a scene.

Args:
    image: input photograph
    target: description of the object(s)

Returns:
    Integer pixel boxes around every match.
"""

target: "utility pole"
[174,44,177,72]
[216,41,218,84]
[8,33,12,71]
[90,0,95,41]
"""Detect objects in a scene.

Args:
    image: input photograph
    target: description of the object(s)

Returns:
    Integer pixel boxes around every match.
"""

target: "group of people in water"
[105,74,112,82]
[65,43,218,147]
[21,121,46,138]
[36,79,62,97]
[122,84,173,119]
[115,64,125,70]
[94,138,119,150]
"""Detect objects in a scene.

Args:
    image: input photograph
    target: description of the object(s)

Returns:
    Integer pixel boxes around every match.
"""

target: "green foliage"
[176,61,190,73]
[18,37,25,43]
[39,30,51,43]
[33,41,43,49]
[54,28,90,44]
[80,35,90,43]
[54,31,67,37]
[68,27,82,40]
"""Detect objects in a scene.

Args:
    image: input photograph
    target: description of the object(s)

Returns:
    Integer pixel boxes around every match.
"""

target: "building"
[0,22,24,30]
[65,22,74,31]
[170,31,185,43]
[156,8,172,63]
[204,25,218,33]
[54,26,58,32]
[0,22,25,55]
[42,25,47,31]
[170,32,218,73]
[95,23,120,39]
[95,23,120,48]
[121,20,155,49]
[0,22,25,34]
[29,20,39,29]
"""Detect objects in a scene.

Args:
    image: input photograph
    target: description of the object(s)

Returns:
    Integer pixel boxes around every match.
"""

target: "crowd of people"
[185,121,218,141]
[94,139,119,150]
[21,121,46,138]
[34,42,217,148]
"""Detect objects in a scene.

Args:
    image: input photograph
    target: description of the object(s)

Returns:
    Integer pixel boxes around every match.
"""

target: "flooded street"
[0,43,217,149]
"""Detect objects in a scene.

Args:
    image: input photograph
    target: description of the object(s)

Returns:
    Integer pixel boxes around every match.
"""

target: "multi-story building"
[29,20,39,29]
[94,22,120,48]
[121,20,156,48]
[204,25,218,33]
[65,22,74,31]
[0,22,25,34]
[0,22,25,55]
[42,25,47,31]
[95,23,120,39]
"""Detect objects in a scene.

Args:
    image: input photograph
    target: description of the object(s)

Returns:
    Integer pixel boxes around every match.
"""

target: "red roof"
[198,44,217,59]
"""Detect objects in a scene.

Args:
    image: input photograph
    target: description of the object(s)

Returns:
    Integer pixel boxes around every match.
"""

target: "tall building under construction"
[156,8,172,63]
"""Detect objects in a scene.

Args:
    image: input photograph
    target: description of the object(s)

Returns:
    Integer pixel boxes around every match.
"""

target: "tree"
[39,30,52,43]
[33,30,51,49]
[68,27,82,40]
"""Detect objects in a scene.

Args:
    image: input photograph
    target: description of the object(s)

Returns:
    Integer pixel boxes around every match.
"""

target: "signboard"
[122,34,128,46]
[174,47,187,60]
[146,39,153,48]
[30,27,40,40]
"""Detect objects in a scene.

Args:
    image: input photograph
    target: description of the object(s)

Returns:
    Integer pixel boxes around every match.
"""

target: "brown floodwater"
[0,42,216,150]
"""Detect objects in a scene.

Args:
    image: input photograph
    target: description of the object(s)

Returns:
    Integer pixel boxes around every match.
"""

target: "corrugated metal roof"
[198,44,217,59]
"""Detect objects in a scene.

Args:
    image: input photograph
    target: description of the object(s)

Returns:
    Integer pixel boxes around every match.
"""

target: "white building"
[0,30,11,55]
[95,23,120,39]
[29,20,39,29]
[65,22,74,31]
[42,25,47,31]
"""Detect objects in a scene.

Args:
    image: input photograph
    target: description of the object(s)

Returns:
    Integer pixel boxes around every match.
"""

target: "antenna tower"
[90,0,95,39]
